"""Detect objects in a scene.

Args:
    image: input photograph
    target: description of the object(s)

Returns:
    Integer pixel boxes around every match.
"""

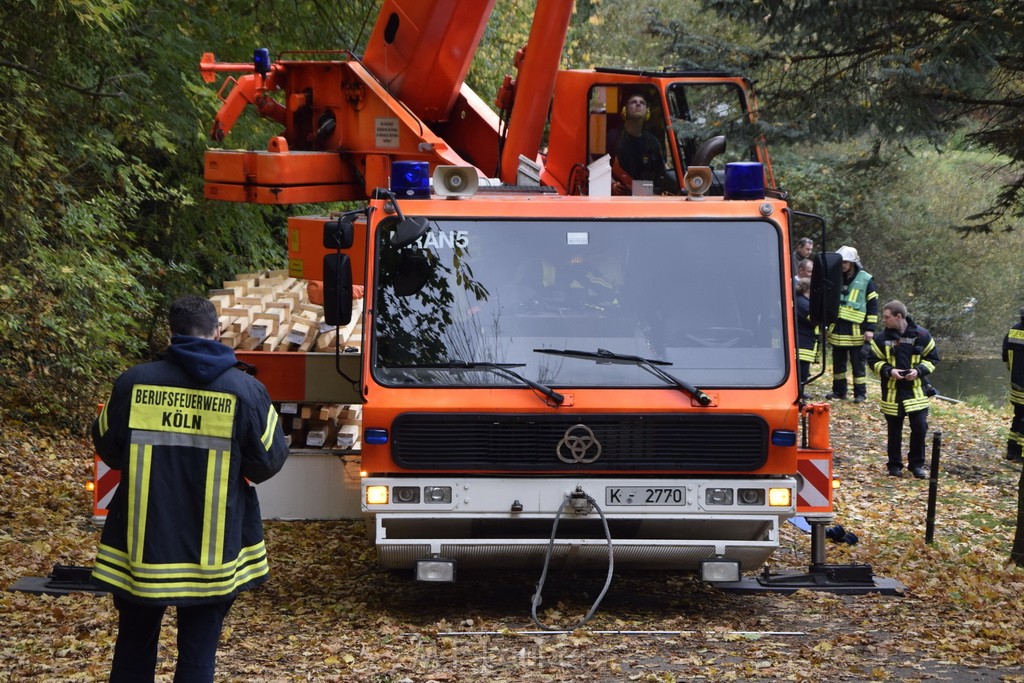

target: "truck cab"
[287,183,818,582]
[543,69,775,196]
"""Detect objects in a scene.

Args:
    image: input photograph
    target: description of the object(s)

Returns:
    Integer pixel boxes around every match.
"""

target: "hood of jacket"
[166,335,238,384]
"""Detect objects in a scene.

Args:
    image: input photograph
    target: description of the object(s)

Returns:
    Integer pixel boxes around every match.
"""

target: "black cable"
[530,489,615,631]
[351,0,378,54]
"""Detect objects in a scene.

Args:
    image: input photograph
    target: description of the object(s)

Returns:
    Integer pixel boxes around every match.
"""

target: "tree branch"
[0,58,125,98]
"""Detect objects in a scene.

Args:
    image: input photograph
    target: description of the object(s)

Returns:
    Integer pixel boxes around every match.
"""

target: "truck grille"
[391,413,768,471]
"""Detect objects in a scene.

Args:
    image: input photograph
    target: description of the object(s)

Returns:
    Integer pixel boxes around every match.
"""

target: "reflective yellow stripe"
[261,405,279,450]
[837,306,867,323]
[1009,329,1024,341]
[98,402,110,436]
[828,329,865,345]
[202,449,231,566]
[93,541,270,600]
[798,346,819,362]
[904,396,930,412]
[96,541,266,578]
[127,443,153,565]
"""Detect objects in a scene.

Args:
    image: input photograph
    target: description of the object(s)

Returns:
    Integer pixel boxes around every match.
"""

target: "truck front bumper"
[362,476,795,572]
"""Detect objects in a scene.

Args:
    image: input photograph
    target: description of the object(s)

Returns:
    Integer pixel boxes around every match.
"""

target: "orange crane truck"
[175,0,899,596]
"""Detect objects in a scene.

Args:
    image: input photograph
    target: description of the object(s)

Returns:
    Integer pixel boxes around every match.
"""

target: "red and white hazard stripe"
[93,456,120,519]
[796,456,832,513]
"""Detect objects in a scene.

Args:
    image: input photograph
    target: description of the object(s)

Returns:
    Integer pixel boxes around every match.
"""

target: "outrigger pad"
[9,564,109,596]
[714,563,906,596]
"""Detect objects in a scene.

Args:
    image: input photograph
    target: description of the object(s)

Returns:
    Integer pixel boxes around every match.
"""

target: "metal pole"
[809,519,827,566]
[925,431,942,544]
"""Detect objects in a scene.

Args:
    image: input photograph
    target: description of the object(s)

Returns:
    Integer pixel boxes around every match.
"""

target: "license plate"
[605,486,686,506]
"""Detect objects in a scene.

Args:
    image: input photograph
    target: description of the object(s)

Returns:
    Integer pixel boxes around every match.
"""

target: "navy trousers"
[885,408,929,471]
[110,594,234,683]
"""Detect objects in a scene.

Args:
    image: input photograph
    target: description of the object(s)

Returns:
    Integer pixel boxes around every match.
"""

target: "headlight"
[392,486,420,503]
[706,488,734,505]
[768,487,792,507]
[737,488,765,505]
[365,485,389,505]
[423,486,452,504]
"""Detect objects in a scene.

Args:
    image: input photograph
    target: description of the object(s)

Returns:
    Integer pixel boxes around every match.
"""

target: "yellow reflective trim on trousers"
[261,405,279,450]
[127,443,152,565]
[128,384,236,438]
[201,449,230,567]
[1010,387,1024,404]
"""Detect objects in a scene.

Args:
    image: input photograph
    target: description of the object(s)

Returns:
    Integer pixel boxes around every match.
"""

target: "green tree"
[0,0,377,429]
[699,0,1024,230]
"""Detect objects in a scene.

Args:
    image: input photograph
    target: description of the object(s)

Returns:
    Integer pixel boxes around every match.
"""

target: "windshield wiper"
[388,361,564,405]
[533,348,712,407]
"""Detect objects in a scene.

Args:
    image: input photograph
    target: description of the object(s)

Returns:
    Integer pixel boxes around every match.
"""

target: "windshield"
[667,82,760,167]
[372,218,786,388]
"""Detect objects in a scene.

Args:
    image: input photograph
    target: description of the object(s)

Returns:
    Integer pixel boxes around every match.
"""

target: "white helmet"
[836,245,861,265]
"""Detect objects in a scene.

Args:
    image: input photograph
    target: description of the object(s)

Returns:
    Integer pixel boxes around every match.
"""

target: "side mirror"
[692,135,727,167]
[810,252,843,326]
[323,219,354,249]
[387,214,430,249]
[378,194,430,248]
[323,253,353,326]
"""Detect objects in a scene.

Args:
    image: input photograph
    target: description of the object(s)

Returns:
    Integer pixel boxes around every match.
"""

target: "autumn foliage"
[2,393,1024,681]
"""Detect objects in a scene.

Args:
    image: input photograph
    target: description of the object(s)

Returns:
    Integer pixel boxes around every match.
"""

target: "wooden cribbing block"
[315,328,337,351]
[223,280,252,296]
[305,419,337,448]
[334,424,360,449]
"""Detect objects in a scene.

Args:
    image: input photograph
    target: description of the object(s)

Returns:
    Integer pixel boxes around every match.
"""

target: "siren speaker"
[684,166,713,198]
[433,165,479,198]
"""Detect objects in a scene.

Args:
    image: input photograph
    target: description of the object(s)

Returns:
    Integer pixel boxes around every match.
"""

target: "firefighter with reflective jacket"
[826,245,878,402]
[866,300,940,479]
[91,295,288,682]
[1002,306,1024,463]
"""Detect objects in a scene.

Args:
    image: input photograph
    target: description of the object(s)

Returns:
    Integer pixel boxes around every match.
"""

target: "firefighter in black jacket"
[795,277,818,396]
[92,295,289,682]
[866,300,940,479]
[826,245,878,403]
[1002,306,1024,463]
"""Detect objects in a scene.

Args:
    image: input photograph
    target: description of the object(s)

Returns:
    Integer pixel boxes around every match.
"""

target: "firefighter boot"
[1008,439,1024,463]
[826,379,847,401]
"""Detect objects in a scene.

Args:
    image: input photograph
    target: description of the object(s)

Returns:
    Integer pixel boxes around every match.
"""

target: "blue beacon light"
[723,161,766,200]
[391,161,430,199]
[253,48,271,79]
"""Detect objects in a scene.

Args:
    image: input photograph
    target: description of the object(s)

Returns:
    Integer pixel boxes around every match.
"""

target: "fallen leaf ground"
[2,393,1024,682]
